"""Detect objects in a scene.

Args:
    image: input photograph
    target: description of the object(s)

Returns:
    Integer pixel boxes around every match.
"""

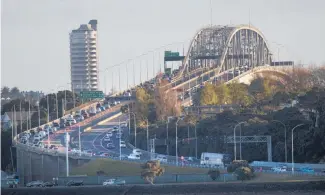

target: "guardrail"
[56,173,236,186]
[250,161,325,170]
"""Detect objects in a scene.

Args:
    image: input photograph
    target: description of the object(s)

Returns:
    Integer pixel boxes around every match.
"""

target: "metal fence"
[251,161,325,170]
[56,173,237,186]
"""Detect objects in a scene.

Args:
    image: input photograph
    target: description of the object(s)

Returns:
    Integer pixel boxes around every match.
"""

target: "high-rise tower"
[69,20,99,93]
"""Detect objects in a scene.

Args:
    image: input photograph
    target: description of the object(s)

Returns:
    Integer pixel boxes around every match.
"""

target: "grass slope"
[71,158,210,176]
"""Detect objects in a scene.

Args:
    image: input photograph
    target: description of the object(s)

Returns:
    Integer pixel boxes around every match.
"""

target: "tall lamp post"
[166,116,174,155]
[291,123,305,175]
[57,86,67,113]
[272,120,287,162]
[175,117,183,166]
[233,121,247,160]
[130,112,137,147]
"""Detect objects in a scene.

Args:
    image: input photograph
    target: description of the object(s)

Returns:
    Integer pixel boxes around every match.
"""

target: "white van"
[200,152,225,168]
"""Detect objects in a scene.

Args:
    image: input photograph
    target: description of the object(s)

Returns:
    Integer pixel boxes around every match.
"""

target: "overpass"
[13,24,298,183]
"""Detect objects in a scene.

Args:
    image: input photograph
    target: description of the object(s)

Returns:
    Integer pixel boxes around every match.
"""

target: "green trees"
[200,83,218,105]
[199,82,252,107]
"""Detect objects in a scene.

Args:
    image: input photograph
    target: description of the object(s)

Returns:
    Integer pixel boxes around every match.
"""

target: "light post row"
[101,41,188,95]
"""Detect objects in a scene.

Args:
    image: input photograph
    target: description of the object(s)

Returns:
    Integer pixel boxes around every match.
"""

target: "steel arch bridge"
[175,24,273,80]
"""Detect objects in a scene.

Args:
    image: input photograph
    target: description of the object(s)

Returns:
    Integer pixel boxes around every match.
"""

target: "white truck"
[200,152,225,168]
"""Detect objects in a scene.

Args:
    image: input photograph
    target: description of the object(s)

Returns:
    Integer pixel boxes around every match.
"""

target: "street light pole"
[176,118,181,166]
[272,120,287,162]
[146,119,149,151]
[291,123,305,175]
[78,125,81,156]
[233,121,246,161]
[166,119,169,155]
[65,132,70,177]
[47,95,50,123]
[55,92,58,119]
[195,123,197,159]
[119,117,122,160]
[37,93,41,127]
[130,112,137,147]
[28,100,31,129]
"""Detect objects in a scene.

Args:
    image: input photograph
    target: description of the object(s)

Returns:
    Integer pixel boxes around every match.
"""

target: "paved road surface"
[3,181,325,195]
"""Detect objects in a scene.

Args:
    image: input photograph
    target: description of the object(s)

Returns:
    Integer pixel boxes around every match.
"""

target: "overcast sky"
[1,0,325,93]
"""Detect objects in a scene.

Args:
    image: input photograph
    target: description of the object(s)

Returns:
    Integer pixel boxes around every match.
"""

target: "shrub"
[141,160,165,184]
[208,169,220,181]
[234,166,254,181]
[227,160,249,173]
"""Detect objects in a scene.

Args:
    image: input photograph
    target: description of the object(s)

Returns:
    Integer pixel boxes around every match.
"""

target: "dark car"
[26,180,44,187]
[65,121,71,127]
[66,180,84,186]
[43,181,57,187]
[52,122,60,128]
[107,143,115,149]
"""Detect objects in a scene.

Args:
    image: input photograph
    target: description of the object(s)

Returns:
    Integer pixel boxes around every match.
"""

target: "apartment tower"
[69,20,99,93]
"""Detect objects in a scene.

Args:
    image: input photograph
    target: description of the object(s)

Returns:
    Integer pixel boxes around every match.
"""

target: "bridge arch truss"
[179,25,273,78]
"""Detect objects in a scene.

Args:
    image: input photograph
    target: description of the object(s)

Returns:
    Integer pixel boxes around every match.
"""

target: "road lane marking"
[97,112,123,125]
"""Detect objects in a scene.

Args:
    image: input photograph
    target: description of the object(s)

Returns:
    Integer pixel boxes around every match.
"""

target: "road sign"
[165,51,180,57]
[80,91,104,99]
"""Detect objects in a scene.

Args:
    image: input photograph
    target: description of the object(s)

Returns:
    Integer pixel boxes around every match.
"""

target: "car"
[155,155,167,162]
[26,180,44,187]
[112,126,118,132]
[100,106,106,111]
[43,181,57,187]
[271,167,286,172]
[33,134,41,141]
[66,180,84,186]
[107,143,115,149]
[49,145,58,150]
[132,149,142,156]
[121,123,127,128]
[103,136,111,142]
[100,152,109,157]
[117,101,121,104]
[103,178,126,186]
[128,154,140,160]
[82,112,89,119]
[299,167,314,173]
[116,133,122,139]
[106,132,113,137]
[120,141,126,148]
[52,122,60,128]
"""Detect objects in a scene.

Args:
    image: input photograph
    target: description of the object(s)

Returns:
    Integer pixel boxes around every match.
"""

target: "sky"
[1,0,325,93]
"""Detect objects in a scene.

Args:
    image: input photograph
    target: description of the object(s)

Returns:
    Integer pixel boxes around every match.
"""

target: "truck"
[200,152,231,168]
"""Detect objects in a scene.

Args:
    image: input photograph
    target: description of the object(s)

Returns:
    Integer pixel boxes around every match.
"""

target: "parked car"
[103,178,126,186]
[271,167,287,172]
[299,167,314,173]
[66,180,84,186]
[43,181,57,187]
[26,180,44,187]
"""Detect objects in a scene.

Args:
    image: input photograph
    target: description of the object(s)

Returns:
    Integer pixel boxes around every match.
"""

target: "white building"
[70,20,99,93]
